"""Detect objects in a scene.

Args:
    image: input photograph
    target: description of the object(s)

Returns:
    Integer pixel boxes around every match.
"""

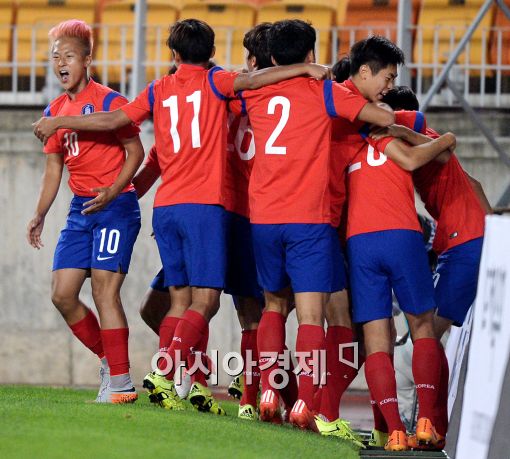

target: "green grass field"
[0,386,359,459]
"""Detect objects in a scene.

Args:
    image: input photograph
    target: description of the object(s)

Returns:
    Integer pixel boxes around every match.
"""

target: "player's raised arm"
[33,108,132,145]
[27,153,64,249]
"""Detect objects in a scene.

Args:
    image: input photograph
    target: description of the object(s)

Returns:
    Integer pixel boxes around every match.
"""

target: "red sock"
[365,352,405,433]
[257,311,285,395]
[157,316,181,372]
[101,328,130,376]
[434,344,449,436]
[413,338,441,421]
[295,324,325,408]
[188,324,209,386]
[69,309,104,359]
[166,310,207,380]
[280,346,298,411]
[319,326,358,421]
[240,329,260,407]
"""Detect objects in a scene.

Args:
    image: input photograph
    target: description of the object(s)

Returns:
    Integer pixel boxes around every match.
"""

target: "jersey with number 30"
[121,64,238,208]
[43,79,139,196]
[239,77,368,224]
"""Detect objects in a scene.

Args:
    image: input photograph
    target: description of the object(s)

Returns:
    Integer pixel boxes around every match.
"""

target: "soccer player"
[33,19,332,412]
[237,20,395,432]
[26,19,143,403]
[333,38,456,451]
[375,85,488,449]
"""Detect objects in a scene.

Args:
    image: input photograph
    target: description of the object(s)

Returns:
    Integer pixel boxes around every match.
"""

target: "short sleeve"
[228,95,246,116]
[395,110,427,134]
[144,145,161,173]
[120,83,153,125]
[43,133,62,154]
[208,66,239,100]
[327,81,368,122]
[109,94,141,140]
[366,135,397,154]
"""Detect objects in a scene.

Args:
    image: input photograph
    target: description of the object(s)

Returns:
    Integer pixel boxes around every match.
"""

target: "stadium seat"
[15,0,97,77]
[337,0,420,59]
[0,1,15,64]
[489,2,510,75]
[95,0,178,84]
[256,0,336,64]
[414,0,495,76]
[179,0,257,69]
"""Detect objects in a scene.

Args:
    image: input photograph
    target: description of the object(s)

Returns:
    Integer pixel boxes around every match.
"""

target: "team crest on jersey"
[81,104,95,115]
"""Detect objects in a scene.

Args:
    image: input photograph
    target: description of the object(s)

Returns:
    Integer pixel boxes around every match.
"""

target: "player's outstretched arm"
[27,154,64,249]
[82,135,145,214]
[356,102,395,127]
[33,109,132,145]
[371,124,430,146]
[233,63,331,92]
[382,133,456,171]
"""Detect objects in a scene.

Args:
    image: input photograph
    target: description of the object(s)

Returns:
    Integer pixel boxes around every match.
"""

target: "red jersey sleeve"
[228,97,244,116]
[395,110,427,133]
[208,66,238,100]
[120,83,153,124]
[144,145,161,173]
[366,135,396,153]
[109,95,141,140]
[43,133,62,154]
[327,80,368,122]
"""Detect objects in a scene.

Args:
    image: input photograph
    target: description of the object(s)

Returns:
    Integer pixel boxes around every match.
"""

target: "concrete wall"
[0,108,509,390]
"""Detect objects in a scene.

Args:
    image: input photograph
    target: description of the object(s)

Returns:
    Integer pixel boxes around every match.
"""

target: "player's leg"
[139,269,171,335]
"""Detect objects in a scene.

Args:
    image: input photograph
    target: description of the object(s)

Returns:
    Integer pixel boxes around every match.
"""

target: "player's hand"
[444,131,456,152]
[306,63,332,81]
[369,124,406,140]
[27,214,45,249]
[32,117,58,145]
[82,187,118,214]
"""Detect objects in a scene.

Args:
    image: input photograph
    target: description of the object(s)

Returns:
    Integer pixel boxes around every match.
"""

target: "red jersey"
[225,112,255,218]
[121,64,238,208]
[240,77,368,224]
[43,79,139,196]
[413,126,485,254]
[345,105,423,238]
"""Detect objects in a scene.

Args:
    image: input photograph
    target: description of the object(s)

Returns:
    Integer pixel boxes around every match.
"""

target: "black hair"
[268,19,316,65]
[243,22,273,70]
[349,35,405,76]
[332,56,351,83]
[382,85,420,111]
[166,19,214,63]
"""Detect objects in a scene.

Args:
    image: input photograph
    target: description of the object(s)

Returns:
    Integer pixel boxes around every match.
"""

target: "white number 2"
[163,90,202,153]
[265,96,290,155]
[63,132,79,156]
[99,228,120,254]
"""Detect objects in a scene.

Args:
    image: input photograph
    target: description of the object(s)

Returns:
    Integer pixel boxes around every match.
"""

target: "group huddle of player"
[28,16,488,452]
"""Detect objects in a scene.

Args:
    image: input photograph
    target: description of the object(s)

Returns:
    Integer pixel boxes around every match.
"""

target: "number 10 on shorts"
[98,228,120,258]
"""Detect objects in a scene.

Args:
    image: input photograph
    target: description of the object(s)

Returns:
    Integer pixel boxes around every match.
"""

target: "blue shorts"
[347,229,436,323]
[53,191,141,273]
[434,237,483,327]
[225,212,263,300]
[150,268,167,292]
[153,204,227,288]
[251,223,346,293]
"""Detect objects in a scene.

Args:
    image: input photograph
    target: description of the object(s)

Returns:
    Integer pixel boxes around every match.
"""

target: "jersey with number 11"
[121,64,238,208]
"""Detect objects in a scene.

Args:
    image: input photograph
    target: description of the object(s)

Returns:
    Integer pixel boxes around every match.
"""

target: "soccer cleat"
[238,404,257,421]
[415,417,444,448]
[259,389,282,424]
[95,365,111,403]
[314,416,366,448]
[174,366,192,399]
[289,399,315,431]
[384,430,408,451]
[368,428,389,448]
[228,374,243,400]
[109,387,138,404]
[142,371,185,410]
[408,434,446,451]
[188,382,226,415]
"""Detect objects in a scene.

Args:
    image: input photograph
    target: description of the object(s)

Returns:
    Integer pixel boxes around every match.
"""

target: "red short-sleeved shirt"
[239,77,368,224]
[44,79,139,196]
[224,111,255,218]
[121,64,238,208]
[345,104,423,238]
[414,126,485,254]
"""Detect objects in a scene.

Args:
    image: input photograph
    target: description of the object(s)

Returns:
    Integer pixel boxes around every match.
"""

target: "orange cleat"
[110,389,138,404]
[384,430,408,451]
[259,389,282,424]
[408,433,446,451]
[415,417,443,447]
[289,399,316,431]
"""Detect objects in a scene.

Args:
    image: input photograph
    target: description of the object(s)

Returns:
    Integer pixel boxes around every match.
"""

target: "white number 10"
[163,90,202,153]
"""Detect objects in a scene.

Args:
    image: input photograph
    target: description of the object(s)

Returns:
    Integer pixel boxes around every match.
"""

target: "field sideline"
[0,386,359,459]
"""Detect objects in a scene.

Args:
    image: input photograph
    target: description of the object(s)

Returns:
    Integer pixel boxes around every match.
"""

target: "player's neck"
[350,75,370,100]
[179,61,210,69]
[66,76,90,100]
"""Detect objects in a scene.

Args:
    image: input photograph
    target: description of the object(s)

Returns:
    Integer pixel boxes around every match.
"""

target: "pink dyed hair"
[49,19,93,55]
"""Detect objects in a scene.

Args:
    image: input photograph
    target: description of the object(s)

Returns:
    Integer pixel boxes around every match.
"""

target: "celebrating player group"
[29,16,488,452]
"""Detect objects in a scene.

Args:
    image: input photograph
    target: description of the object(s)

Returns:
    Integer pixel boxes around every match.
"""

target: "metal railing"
[1,23,510,107]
